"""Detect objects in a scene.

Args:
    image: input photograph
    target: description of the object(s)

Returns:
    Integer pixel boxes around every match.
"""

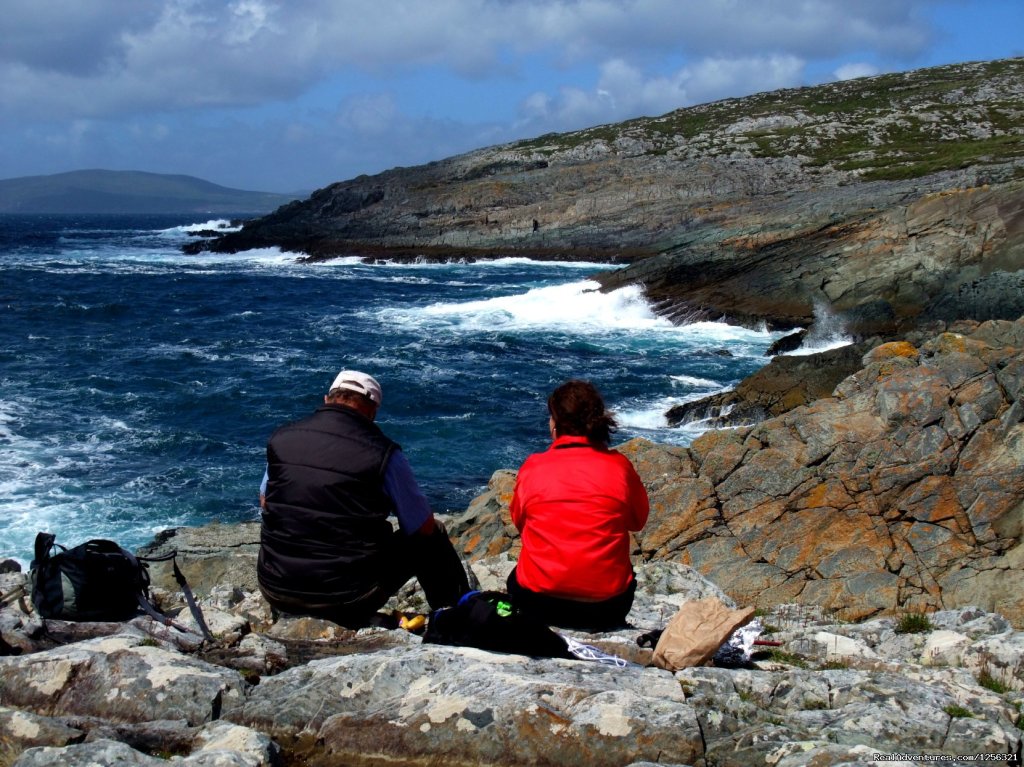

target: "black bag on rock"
[422,590,572,659]
[29,532,213,641]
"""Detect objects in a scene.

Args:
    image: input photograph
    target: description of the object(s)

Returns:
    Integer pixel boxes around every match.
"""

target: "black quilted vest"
[257,404,398,604]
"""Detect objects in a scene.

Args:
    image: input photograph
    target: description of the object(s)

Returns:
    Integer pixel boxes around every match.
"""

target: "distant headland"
[0,169,301,215]
[189,56,1024,340]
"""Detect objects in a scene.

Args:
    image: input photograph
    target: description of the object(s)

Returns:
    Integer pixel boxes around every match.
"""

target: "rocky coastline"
[2,317,1023,765]
[455,319,1024,626]
[185,58,1024,339]
[2,551,1023,766]
[3,57,1024,766]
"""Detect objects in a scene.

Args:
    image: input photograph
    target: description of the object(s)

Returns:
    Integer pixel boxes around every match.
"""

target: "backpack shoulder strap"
[136,549,214,643]
[33,532,56,567]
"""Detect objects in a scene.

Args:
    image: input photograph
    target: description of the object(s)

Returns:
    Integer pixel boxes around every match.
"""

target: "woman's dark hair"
[548,379,617,445]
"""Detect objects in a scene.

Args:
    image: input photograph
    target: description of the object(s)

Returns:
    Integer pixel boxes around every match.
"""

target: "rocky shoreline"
[2,318,1023,765]
[3,55,1024,767]
[1,553,1022,766]
[456,318,1024,627]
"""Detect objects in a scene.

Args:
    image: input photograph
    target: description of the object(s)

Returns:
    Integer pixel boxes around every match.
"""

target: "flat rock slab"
[233,644,703,767]
[0,634,248,727]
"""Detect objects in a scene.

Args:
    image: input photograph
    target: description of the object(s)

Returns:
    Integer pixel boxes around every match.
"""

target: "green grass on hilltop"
[510,57,1024,183]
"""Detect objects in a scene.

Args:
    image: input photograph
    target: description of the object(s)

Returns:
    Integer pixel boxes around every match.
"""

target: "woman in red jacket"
[507,380,650,630]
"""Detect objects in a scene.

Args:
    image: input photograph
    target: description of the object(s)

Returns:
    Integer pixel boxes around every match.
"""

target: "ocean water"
[0,213,796,564]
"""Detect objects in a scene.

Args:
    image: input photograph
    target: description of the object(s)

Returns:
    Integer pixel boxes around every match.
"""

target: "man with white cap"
[257,370,470,627]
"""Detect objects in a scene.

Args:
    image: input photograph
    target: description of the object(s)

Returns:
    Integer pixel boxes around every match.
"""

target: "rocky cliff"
[453,318,1024,626]
[188,57,1024,336]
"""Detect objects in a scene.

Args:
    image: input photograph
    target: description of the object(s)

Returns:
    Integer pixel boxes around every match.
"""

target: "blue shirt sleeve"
[383,450,432,535]
[260,466,268,497]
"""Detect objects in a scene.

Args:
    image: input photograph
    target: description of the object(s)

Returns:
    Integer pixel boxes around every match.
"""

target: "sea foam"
[162,219,243,235]
[392,280,671,332]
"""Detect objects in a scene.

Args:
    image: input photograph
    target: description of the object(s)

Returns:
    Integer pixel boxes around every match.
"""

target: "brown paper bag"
[652,597,756,671]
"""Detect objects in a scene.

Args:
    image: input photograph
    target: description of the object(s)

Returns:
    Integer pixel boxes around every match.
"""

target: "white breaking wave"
[0,398,113,563]
[308,256,364,267]
[151,246,302,268]
[161,219,243,235]
[0,399,18,441]
[190,247,301,267]
[783,335,854,356]
[470,257,612,269]
[616,385,738,447]
[781,301,854,355]
[671,374,723,389]
[675,321,775,344]
[382,280,783,349]
[615,377,733,442]
[616,397,676,431]
[388,280,671,332]
[11,246,304,275]
[0,394,198,561]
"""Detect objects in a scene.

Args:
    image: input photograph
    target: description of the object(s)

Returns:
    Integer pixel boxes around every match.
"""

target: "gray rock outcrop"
[596,179,1024,337]
[186,58,1024,337]
[1,560,1022,766]
[453,319,1024,626]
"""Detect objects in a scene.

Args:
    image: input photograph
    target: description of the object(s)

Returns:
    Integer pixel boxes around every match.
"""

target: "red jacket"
[510,435,650,601]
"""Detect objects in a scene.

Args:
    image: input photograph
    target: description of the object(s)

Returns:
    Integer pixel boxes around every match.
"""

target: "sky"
[1,1,1022,194]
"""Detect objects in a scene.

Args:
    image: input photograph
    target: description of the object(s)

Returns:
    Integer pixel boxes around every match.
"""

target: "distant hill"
[0,170,302,214]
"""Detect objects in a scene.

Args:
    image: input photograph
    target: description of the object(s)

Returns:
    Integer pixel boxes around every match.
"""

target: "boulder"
[138,523,262,597]
[234,645,703,767]
[666,341,871,427]
[0,634,248,726]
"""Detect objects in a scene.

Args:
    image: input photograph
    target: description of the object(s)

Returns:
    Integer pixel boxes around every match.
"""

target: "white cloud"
[42,119,96,150]
[834,62,882,81]
[0,0,157,75]
[225,0,279,45]
[0,0,938,121]
[128,121,172,142]
[682,55,807,102]
[518,54,806,133]
[1,0,981,189]
[516,0,932,62]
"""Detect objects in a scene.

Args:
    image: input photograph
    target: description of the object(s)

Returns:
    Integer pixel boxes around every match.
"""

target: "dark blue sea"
[0,213,837,564]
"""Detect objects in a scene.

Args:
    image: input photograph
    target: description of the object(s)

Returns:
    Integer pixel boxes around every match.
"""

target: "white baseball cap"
[328,370,383,406]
